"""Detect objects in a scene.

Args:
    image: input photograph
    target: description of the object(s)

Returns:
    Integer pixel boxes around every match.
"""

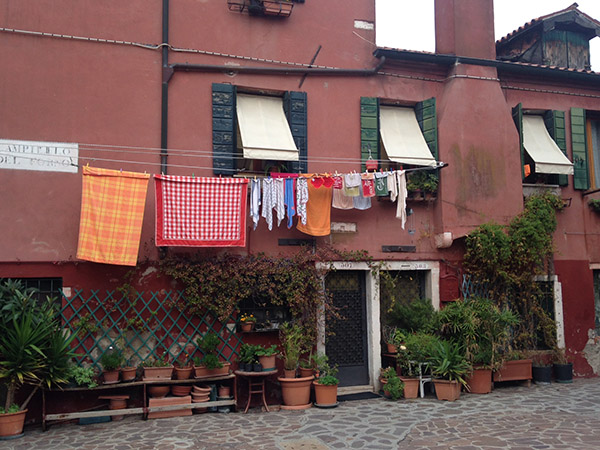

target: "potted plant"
[397,332,440,399]
[493,351,532,384]
[429,340,471,401]
[263,0,293,17]
[379,367,404,401]
[278,322,313,410]
[194,332,231,378]
[0,280,76,438]
[256,344,278,371]
[142,355,174,380]
[238,343,259,372]
[67,365,98,389]
[552,348,573,383]
[312,354,339,407]
[531,353,553,385]
[100,346,123,384]
[588,198,600,213]
[382,326,406,354]
[121,359,137,382]
[174,351,193,380]
[240,313,256,332]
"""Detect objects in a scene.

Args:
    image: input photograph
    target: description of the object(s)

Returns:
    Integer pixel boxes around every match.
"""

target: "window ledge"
[523,184,561,198]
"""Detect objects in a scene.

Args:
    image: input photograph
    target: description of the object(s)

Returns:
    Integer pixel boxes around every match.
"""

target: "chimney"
[435,0,496,59]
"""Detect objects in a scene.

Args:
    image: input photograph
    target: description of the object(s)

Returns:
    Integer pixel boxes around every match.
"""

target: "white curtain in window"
[523,115,574,175]
[379,106,437,167]
[236,94,298,161]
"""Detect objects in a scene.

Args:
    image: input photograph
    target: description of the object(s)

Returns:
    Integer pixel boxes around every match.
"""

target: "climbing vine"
[463,192,563,351]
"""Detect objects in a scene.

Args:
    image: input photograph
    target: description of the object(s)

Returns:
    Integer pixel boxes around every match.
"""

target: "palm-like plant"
[0,280,77,412]
[429,340,471,387]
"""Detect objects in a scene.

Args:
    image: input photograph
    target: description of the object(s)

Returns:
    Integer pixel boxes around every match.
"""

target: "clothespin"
[120,168,123,173]
[192,173,195,178]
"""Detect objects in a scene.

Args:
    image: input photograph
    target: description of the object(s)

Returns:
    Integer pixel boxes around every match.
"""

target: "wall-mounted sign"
[0,139,78,173]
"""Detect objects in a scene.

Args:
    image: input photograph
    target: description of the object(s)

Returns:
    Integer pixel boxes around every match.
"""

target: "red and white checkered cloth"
[154,175,248,247]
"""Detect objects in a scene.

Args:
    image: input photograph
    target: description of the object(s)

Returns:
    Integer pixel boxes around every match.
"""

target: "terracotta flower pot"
[466,368,492,394]
[103,369,120,384]
[298,367,314,378]
[171,385,193,396]
[143,366,174,381]
[278,375,314,409]
[493,359,532,382]
[241,322,254,332]
[218,385,231,397]
[386,343,398,354]
[194,362,231,378]
[174,366,193,380]
[121,366,137,382]
[433,379,461,401]
[313,381,338,406]
[0,409,27,438]
[283,369,296,379]
[148,385,170,398]
[258,355,277,371]
[399,377,420,399]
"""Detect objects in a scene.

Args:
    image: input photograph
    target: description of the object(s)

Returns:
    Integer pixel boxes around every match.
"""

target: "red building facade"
[1,0,600,386]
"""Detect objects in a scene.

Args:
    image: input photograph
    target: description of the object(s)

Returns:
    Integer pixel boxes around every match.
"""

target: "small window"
[0,277,63,309]
[522,114,573,179]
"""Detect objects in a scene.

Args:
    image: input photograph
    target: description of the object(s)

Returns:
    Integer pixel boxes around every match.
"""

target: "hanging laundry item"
[332,175,344,189]
[374,172,389,196]
[361,172,376,198]
[353,182,372,210]
[77,166,150,266]
[297,178,333,236]
[274,178,285,227]
[155,175,248,247]
[344,173,361,197]
[261,178,276,230]
[332,177,354,210]
[396,170,408,229]
[322,176,335,188]
[388,170,398,202]
[250,179,261,231]
[284,178,296,229]
[296,177,309,225]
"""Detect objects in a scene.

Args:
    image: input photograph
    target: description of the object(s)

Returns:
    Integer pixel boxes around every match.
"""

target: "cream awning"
[379,106,437,167]
[523,115,574,175]
[236,94,298,161]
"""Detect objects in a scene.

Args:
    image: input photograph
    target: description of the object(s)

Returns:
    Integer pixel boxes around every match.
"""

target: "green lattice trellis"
[60,289,242,371]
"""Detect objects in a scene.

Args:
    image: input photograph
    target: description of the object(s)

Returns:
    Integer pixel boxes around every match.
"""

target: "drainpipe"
[170,56,386,77]
[160,0,170,175]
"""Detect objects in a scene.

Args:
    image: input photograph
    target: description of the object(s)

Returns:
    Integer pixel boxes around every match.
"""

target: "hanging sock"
[284,178,296,229]
[296,177,309,226]
[396,170,407,229]
[250,179,261,231]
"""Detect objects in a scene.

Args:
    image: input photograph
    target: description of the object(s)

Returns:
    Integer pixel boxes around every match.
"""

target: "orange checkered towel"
[77,166,150,266]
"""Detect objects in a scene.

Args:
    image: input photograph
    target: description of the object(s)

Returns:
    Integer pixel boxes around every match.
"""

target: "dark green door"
[325,271,369,387]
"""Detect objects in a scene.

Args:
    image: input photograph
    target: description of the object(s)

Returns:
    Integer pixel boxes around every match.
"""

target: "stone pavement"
[5,378,600,450]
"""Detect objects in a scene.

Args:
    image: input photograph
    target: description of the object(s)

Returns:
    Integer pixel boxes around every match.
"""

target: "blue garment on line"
[284,178,296,229]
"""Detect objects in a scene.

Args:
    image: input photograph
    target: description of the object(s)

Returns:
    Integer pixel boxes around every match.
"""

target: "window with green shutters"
[544,110,568,187]
[211,83,307,176]
[360,97,438,172]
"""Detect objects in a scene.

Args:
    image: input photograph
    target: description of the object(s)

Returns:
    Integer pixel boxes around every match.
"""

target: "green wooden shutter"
[571,107,589,190]
[284,91,307,173]
[544,110,568,186]
[212,83,236,175]
[360,97,379,171]
[415,97,438,161]
[512,103,525,180]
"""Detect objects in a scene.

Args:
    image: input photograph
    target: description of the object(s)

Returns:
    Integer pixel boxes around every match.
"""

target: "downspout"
[170,56,386,76]
[160,0,170,174]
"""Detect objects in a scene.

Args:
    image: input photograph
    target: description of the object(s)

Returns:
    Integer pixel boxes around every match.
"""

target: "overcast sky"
[376,0,600,71]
